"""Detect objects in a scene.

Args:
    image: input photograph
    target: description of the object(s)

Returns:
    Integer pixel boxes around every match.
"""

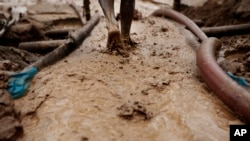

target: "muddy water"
[11,0,243,141]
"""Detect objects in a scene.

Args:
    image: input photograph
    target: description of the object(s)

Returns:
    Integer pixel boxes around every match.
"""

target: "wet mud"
[0,90,23,141]
[0,0,249,141]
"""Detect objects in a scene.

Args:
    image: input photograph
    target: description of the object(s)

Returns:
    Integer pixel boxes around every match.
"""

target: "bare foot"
[107,30,124,50]
[106,28,129,57]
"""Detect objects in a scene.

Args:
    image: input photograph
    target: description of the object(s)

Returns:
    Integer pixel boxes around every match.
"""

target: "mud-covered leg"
[83,0,91,21]
[120,0,136,47]
[98,0,124,52]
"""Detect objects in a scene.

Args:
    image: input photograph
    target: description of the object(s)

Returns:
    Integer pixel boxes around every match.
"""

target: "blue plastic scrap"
[7,67,38,99]
[226,71,250,87]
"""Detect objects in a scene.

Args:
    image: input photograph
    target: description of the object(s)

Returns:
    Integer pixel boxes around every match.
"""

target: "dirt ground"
[0,0,249,141]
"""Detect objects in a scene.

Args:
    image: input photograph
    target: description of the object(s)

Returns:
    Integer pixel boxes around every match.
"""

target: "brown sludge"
[0,0,249,141]
[13,1,244,141]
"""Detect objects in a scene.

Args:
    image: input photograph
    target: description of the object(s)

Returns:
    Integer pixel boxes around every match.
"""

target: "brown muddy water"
[1,0,243,141]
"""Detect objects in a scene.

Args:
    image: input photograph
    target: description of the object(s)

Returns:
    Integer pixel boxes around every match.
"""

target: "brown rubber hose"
[151,8,208,42]
[197,38,250,122]
[151,8,250,122]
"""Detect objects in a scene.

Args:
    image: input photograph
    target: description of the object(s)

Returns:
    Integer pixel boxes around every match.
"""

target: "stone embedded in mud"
[118,101,153,120]
[81,136,89,141]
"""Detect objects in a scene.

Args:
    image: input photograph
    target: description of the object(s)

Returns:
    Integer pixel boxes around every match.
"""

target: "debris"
[0,89,23,141]
[0,6,27,37]
[0,46,39,71]
[0,60,19,71]
[118,101,153,120]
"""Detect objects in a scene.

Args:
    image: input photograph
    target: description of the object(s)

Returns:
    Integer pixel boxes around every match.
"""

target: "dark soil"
[181,0,250,26]
[181,0,250,84]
